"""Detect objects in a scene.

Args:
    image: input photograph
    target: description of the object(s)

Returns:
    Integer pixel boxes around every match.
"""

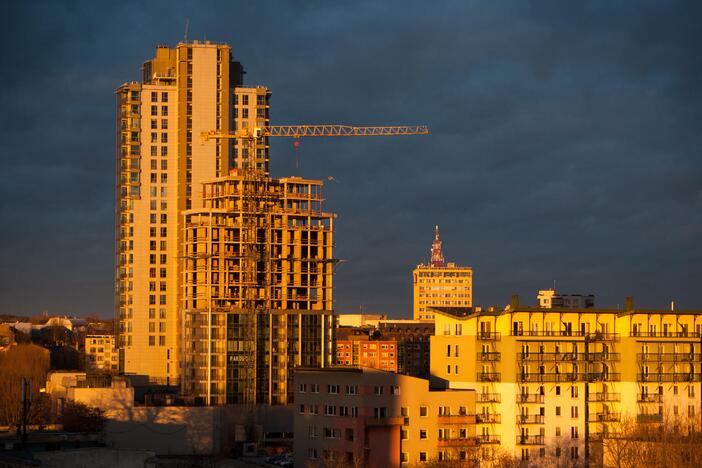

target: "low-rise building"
[84,334,118,373]
[294,367,477,467]
[336,339,398,372]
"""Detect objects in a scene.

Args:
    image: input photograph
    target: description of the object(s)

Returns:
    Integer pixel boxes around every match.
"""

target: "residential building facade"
[294,368,476,467]
[84,334,118,373]
[429,295,702,462]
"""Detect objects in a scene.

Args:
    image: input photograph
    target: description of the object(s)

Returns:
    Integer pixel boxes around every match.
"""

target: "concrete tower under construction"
[115,42,335,404]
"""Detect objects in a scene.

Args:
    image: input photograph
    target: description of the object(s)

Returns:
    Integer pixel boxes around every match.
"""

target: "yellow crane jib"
[200,125,430,143]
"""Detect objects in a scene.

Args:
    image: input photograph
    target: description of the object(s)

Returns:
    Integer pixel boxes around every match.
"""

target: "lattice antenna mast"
[431,225,445,268]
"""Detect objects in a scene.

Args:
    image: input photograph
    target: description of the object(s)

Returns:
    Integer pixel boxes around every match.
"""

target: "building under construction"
[181,172,335,405]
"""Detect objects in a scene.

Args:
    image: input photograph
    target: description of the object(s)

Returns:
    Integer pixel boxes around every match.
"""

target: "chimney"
[625,296,634,311]
[511,294,520,309]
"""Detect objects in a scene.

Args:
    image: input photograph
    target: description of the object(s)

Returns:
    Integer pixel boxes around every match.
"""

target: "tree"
[59,401,106,433]
[0,343,51,427]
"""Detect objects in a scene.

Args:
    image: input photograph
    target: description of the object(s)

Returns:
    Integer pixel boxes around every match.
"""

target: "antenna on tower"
[183,18,190,43]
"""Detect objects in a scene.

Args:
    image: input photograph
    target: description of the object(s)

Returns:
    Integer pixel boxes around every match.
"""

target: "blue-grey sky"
[1,0,701,317]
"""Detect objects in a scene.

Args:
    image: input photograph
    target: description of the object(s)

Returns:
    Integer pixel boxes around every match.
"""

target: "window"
[419,429,427,439]
[401,453,408,463]
[571,406,578,418]
[161,92,168,102]
[351,407,357,417]
[419,452,427,462]
[373,407,387,419]
[571,446,579,459]
[327,384,339,394]
[401,428,408,440]
[299,404,305,414]
[555,427,561,437]
[374,385,384,396]
[324,405,336,416]
[345,428,354,441]
[420,406,428,417]
[390,385,400,395]
[571,386,578,398]
[148,336,155,346]
[339,406,348,416]
[447,344,451,357]
[345,384,357,395]
[571,426,578,439]
[159,336,165,346]
[556,386,561,395]
[556,407,561,416]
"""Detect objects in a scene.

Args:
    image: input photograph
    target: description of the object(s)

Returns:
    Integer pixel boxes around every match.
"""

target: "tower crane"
[201,124,429,143]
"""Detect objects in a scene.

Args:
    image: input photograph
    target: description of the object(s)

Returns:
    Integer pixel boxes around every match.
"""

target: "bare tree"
[0,343,51,427]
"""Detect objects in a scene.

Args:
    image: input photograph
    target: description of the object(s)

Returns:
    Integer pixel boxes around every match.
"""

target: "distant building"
[336,339,398,372]
[85,335,118,373]
[413,226,472,320]
[294,367,477,467]
[336,313,386,328]
[537,288,595,309]
[379,320,434,378]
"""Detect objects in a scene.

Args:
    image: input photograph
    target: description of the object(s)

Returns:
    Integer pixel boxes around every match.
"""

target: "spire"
[430,225,445,267]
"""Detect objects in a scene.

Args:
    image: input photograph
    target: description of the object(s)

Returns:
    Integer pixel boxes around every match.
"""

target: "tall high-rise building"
[116,41,245,384]
[413,226,472,320]
[115,42,334,403]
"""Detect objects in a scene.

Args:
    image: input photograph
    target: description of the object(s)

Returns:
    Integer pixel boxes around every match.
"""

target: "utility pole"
[21,378,30,445]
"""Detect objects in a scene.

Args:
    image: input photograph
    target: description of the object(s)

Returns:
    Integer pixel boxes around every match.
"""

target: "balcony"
[364,417,404,427]
[478,393,501,403]
[475,434,500,444]
[517,414,544,424]
[637,353,700,362]
[477,352,501,361]
[437,415,476,425]
[518,373,579,383]
[587,332,620,342]
[478,332,501,341]
[516,435,544,445]
[585,372,621,382]
[638,373,700,383]
[588,393,621,402]
[511,330,585,338]
[476,413,501,424]
[478,372,501,382]
[637,414,663,423]
[516,394,544,404]
[588,412,620,423]
[631,331,700,339]
[517,352,580,362]
[637,393,663,403]
[437,438,476,448]
[589,352,621,361]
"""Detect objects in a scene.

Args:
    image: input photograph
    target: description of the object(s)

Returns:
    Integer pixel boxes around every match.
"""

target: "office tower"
[413,226,473,320]
[115,41,258,384]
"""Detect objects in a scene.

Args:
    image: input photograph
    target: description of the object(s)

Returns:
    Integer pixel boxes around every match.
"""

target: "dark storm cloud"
[1,0,700,317]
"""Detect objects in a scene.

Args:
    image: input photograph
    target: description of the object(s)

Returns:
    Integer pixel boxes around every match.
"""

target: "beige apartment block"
[413,227,472,321]
[84,334,118,373]
[181,173,335,406]
[429,296,702,463]
[294,367,476,467]
[115,42,256,385]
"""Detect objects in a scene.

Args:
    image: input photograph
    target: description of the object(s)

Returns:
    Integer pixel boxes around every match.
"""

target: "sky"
[1,0,701,318]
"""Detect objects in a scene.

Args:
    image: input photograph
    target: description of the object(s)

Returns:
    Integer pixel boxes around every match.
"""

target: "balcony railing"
[588,392,621,402]
[637,414,663,423]
[437,415,475,425]
[510,331,619,341]
[586,372,621,381]
[437,438,475,447]
[517,414,544,424]
[516,394,544,404]
[477,352,501,361]
[638,373,700,382]
[637,394,663,403]
[516,435,544,445]
[476,413,501,424]
[478,332,501,341]
[588,412,620,423]
[631,331,700,339]
[478,393,501,403]
[478,372,501,382]
[475,434,500,444]
[516,352,620,362]
[637,353,700,362]
[518,372,620,382]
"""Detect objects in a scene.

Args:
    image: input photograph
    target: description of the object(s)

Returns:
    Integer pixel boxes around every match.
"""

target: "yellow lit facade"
[429,298,702,462]
[84,334,118,373]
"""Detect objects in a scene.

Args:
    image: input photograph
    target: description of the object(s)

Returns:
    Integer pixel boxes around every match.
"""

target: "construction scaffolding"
[181,170,335,405]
